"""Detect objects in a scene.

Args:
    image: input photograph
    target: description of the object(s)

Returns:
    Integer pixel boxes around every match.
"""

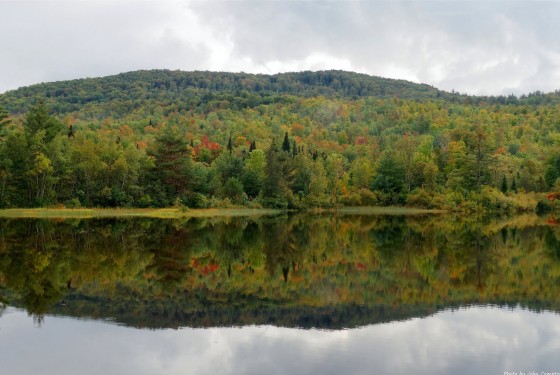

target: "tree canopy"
[0,71,559,211]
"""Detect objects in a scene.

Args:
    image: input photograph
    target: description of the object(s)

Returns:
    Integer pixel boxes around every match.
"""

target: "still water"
[1,213,560,374]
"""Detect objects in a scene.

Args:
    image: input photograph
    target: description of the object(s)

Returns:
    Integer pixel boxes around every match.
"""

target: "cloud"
[0,1,214,92]
[190,0,560,95]
[1,1,560,95]
[2,306,560,374]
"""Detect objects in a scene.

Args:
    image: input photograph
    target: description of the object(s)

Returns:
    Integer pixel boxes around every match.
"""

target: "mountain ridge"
[0,69,451,116]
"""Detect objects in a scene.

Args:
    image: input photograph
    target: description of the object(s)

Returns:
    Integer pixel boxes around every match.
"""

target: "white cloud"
[1,1,560,95]
[2,306,560,374]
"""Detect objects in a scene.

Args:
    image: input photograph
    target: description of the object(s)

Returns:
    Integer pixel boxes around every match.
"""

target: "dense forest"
[1,70,560,211]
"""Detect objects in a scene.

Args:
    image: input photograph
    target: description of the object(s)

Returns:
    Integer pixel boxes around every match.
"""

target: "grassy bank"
[0,208,283,219]
[333,206,447,215]
[0,206,448,219]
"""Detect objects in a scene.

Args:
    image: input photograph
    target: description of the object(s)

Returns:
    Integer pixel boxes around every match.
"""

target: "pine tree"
[291,139,298,158]
[25,101,62,144]
[149,127,193,201]
[511,176,518,192]
[372,152,406,204]
[282,132,290,153]
[500,176,508,193]
[227,133,233,155]
[263,139,282,198]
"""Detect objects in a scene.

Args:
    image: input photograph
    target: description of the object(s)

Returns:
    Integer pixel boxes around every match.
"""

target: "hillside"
[0,70,447,116]
[2,70,560,119]
[1,70,560,211]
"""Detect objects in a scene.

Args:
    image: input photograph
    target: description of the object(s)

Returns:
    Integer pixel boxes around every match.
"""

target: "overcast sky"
[1,0,559,96]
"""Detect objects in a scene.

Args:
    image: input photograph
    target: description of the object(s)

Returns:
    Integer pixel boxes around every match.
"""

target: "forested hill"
[0,70,447,116]
[2,69,560,211]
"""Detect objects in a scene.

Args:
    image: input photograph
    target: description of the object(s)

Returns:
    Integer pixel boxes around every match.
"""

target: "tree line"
[2,87,560,211]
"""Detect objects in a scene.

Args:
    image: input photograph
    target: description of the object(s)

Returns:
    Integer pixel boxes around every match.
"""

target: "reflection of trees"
[1,213,560,328]
[445,227,497,291]
[544,228,560,261]
[0,219,153,318]
[262,217,296,281]
[0,220,71,318]
[144,223,192,287]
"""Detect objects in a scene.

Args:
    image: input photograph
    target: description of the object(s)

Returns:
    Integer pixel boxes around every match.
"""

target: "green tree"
[372,152,406,204]
[242,149,265,198]
[500,176,508,194]
[223,177,244,202]
[25,101,62,144]
[282,131,291,153]
[261,139,287,207]
[148,127,193,203]
[227,133,233,155]
[325,153,346,204]
[0,106,11,138]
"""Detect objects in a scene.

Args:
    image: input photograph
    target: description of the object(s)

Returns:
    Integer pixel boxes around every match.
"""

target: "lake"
[1,212,560,374]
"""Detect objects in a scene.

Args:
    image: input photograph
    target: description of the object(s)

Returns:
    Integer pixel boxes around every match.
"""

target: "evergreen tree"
[291,139,298,158]
[242,149,265,198]
[263,139,282,198]
[25,101,62,144]
[372,152,406,204]
[148,127,193,203]
[282,132,291,153]
[227,133,233,154]
[500,176,508,193]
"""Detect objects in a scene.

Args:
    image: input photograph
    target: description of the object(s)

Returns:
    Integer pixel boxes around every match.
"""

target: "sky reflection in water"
[1,306,560,375]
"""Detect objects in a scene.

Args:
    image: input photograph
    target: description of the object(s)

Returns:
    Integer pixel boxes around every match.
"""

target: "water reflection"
[1,306,559,375]
[1,213,560,328]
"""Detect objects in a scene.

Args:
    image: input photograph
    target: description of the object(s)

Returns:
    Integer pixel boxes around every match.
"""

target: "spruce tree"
[227,133,233,154]
[263,139,282,198]
[511,176,518,192]
[500,176,508,193]
[25,101,62,143]
[291,139,298,157]
[282,132,290,153]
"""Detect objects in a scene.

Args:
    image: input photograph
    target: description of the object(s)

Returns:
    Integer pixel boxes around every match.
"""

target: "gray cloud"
[0,1,212,92]
[2,306,560,374]
[191,0,560,95]
[1,1,560,95]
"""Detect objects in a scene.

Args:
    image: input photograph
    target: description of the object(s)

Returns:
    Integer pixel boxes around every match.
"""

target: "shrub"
[406,188,433,208]
[65,198,82,208]
[182,192,209,208]
[137,194,153,208]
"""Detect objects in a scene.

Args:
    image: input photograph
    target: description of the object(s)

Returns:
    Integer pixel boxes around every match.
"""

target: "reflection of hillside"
[1,213,560,329]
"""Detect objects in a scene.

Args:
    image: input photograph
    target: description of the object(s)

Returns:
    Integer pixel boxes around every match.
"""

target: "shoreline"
[0,206,446,219]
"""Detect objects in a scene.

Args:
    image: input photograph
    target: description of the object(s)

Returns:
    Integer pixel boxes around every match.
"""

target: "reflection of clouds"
[1,307,560,374]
